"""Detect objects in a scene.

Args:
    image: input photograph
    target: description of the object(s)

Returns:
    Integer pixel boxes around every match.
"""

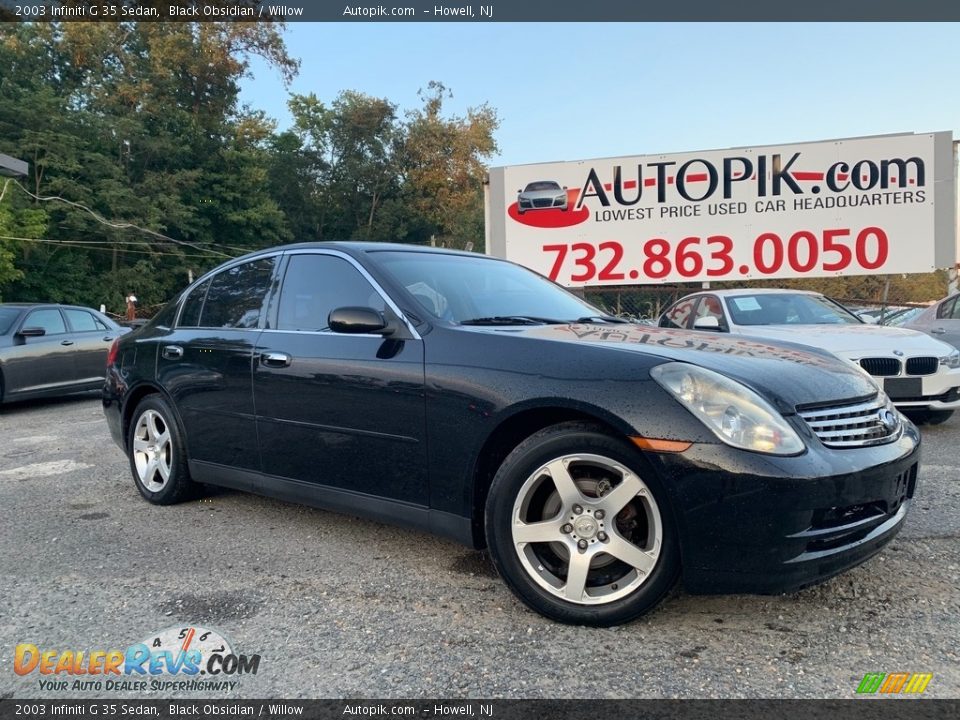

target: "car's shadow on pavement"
[0,391,102,413]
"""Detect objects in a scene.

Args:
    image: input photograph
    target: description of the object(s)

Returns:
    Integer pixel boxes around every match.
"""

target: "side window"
[277,254,385,332]
[178,258,277,330]
[179,280,210,328]
[939,296,959,320]
[693,295,727,330]
[24,308,66,335]
[201,258,277,329]
[659,298,696,329]
[64,309,100,332]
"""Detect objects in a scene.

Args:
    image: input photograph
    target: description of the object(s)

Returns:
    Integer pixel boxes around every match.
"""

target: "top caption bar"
[2,0,960,21]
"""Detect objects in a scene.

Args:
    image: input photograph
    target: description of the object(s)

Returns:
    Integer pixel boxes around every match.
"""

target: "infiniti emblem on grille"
[878,408,899,433]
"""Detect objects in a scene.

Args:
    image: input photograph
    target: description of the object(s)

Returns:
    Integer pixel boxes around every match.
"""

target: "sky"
[239,23,960,167]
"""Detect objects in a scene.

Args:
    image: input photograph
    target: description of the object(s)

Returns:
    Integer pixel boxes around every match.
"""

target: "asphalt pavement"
[1,394,957,699]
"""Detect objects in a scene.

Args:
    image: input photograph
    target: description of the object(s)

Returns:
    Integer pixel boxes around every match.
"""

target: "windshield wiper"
[573,315,630,324]
[459,316,566,326]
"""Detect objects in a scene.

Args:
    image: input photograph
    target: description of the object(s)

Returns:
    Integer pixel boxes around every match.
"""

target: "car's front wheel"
[485,422,680,626]
[127,395,194,504]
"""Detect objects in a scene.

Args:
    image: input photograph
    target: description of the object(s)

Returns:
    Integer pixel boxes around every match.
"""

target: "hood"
[507,323,879,413]
[730,324,954,358]
[520,188,564,198]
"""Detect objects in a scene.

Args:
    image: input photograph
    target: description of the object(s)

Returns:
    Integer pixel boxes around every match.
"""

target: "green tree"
[0,21,297,311]
[401,81,499,249]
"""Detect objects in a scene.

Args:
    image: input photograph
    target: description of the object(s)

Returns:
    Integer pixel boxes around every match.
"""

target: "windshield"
[0,307,22,335]
[727,293,863,326]
[373,251,602,324]
[524,181,561,192]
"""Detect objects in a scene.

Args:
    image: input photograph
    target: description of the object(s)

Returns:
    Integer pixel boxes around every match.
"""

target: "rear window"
[64,309,107,332]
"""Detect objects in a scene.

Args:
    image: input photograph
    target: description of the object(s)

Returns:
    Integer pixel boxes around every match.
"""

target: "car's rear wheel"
[127,395,194,504]
[485,422,680,626]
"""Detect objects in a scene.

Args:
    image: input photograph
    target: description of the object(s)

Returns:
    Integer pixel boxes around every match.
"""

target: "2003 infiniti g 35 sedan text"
[103,243,920,625]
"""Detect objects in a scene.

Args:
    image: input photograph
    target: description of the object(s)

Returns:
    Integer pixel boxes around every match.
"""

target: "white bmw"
[659,288,960,424]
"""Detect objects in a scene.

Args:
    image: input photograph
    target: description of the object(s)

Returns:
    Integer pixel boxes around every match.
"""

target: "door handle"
[162,345,184,360]
[931,328,946,334]
[103,336,115,342]
[61,340,74,346]
[260,351,292,368]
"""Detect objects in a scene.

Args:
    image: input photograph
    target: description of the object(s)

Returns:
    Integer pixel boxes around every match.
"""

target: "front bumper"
[649,421,920,594]
[875,365,960,411]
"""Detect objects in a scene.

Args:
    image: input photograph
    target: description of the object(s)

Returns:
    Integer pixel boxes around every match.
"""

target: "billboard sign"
[486,132,956,287]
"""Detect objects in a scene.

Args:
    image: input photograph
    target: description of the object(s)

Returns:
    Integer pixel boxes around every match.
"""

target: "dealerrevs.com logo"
[856,672,933,695]
[14,626,260,693]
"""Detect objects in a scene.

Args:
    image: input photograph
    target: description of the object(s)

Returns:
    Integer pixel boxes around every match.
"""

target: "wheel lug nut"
[577,539,588,550]
[598,531,608,542]
[572,504,583,514]
[595,510,605,520]
[561,523,573,534]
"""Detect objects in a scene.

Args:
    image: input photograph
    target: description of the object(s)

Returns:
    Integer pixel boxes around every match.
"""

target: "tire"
[484,422,680,626]
[926,410,954,425]
[127,395,194,505]
[902,409,953,426]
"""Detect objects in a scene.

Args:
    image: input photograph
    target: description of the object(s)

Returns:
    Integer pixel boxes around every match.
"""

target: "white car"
[659,288,960,424]
[516,180,568,214]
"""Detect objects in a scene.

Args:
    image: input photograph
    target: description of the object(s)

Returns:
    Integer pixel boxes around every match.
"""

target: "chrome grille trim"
[797,396,901,449]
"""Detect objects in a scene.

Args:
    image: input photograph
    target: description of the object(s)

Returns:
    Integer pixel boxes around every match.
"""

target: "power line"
[9,181,236,259]
[0,235,220,259]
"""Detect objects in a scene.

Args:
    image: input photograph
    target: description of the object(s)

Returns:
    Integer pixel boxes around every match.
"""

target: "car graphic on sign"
[517,180,568,214]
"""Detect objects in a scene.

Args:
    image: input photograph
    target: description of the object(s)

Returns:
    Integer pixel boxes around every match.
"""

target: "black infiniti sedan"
[103,244,920,626]
[0,303,127,404]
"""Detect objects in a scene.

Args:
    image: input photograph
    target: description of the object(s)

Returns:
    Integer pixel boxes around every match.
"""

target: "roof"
[269,241,478,256]
[697,288,821,297]
[0,302,103,311]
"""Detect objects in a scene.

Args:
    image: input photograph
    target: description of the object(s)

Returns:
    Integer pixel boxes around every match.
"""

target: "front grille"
[905,357,938,376]
[797,397,900,448]
[860,357,901,376]
[532,198,553,208]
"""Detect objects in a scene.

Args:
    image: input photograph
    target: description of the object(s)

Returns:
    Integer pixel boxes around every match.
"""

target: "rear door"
[157,255,279,476]
[252,251,428,505]
[62,308,120,384]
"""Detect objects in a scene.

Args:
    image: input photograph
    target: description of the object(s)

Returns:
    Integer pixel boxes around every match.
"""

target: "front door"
[4,307,76,398]
[253,251,428,506]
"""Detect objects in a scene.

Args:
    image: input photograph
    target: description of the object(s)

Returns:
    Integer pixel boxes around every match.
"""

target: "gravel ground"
[0,394,957,699]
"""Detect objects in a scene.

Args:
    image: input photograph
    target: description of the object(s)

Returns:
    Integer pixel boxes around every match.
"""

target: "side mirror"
[693,316,721,331]
[17,326,46,337]
[328,306,393,335]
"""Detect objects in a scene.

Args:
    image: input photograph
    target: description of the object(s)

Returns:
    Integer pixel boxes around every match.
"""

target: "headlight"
[940,349,960,369]
[651,362,805,455]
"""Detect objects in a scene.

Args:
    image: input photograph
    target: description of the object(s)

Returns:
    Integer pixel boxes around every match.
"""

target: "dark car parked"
[103,244,920,625]
[0,303,127,404]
